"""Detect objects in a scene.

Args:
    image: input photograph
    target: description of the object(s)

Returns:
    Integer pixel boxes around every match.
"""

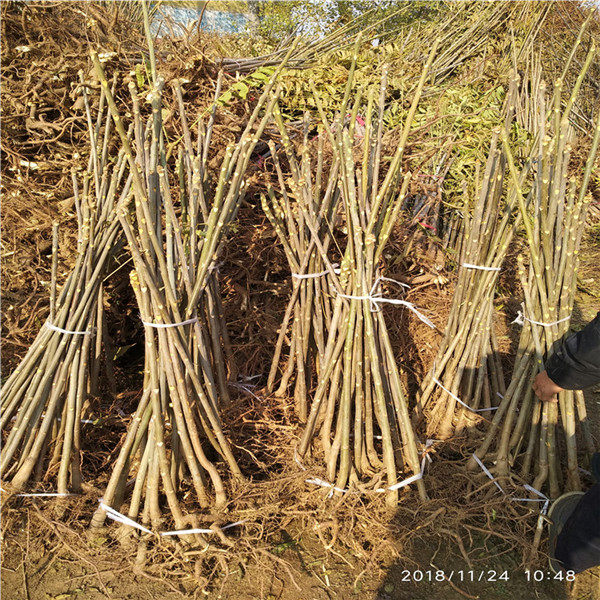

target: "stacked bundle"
[89,52,283,534]
[262,115,341,421]
[415,76,524,440]
[470,47,600,497]
[1,81,129,494]
[295,45,439,505]
[263,48,364,419]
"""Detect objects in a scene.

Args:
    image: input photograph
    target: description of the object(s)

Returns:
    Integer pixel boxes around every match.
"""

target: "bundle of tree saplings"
[262,49,364,418]
[415,75,526,440]
[262,114,342,421]
[295,45,440,506]
[469,49,600,498]
[1,79,129,494]
[89,50,283,539]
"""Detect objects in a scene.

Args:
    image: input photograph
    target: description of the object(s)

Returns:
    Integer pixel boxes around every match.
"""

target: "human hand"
[533,370,564,402]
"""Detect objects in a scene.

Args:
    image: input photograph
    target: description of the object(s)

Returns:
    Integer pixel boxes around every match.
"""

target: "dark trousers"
[555,483,600,573]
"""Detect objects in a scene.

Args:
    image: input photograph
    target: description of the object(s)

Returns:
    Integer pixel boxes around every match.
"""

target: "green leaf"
[135,64,145,89]
[218,91,233,106]
[235,82,249,100]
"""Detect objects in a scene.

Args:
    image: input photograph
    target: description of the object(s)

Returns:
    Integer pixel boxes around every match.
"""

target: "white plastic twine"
[462,263,501,272]
[299,439,435,497]
[432,378,499,413]
[161,520,247,537]
[10,415,97,424]
[229,381,262,402]
[141,316,199,329]
[511,484,549,505]
[378,276,410,290]
[471,454,506,494]
[511,485,550,515]
[376,470,423,493]
[305,477,348,496]
[45,321,92,335]
[99,501,155,535]
[292,263,341,280]
[293,450,344,498]
[376,439,434,493]
[98,500,247,537]
[512,310,570,328]
[294,448,307,471]
[337,277,435,329]
[472,457,551,514]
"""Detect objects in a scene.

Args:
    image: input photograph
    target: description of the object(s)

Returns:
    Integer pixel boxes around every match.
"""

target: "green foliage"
[218,66,275,105]
[216,1,542,213]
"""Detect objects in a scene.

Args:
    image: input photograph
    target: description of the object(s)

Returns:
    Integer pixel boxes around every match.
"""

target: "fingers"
[541,392,559,403]
[533,374,560,402]
[533,385,555,402]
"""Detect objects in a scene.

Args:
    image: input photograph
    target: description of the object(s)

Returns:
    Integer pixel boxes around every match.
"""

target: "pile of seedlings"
[262,44,367,419]
[415,75,524,440]
[1,80,129,494]
[89,48,286,537]
[0,2,139,365]
[221,4,419,74]
[262,116,341,420]
[0,0,219,365]
[470,46,600,498]
[290,44,441,506]
[2,1,600,584]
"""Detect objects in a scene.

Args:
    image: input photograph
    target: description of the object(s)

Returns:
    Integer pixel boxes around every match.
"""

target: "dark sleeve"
[545,312,600,390]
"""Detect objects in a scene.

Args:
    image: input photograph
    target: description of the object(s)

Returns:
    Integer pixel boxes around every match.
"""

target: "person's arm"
[534,312,600,402]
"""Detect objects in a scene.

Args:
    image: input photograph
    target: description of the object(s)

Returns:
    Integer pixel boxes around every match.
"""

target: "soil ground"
[1,520,599,600]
